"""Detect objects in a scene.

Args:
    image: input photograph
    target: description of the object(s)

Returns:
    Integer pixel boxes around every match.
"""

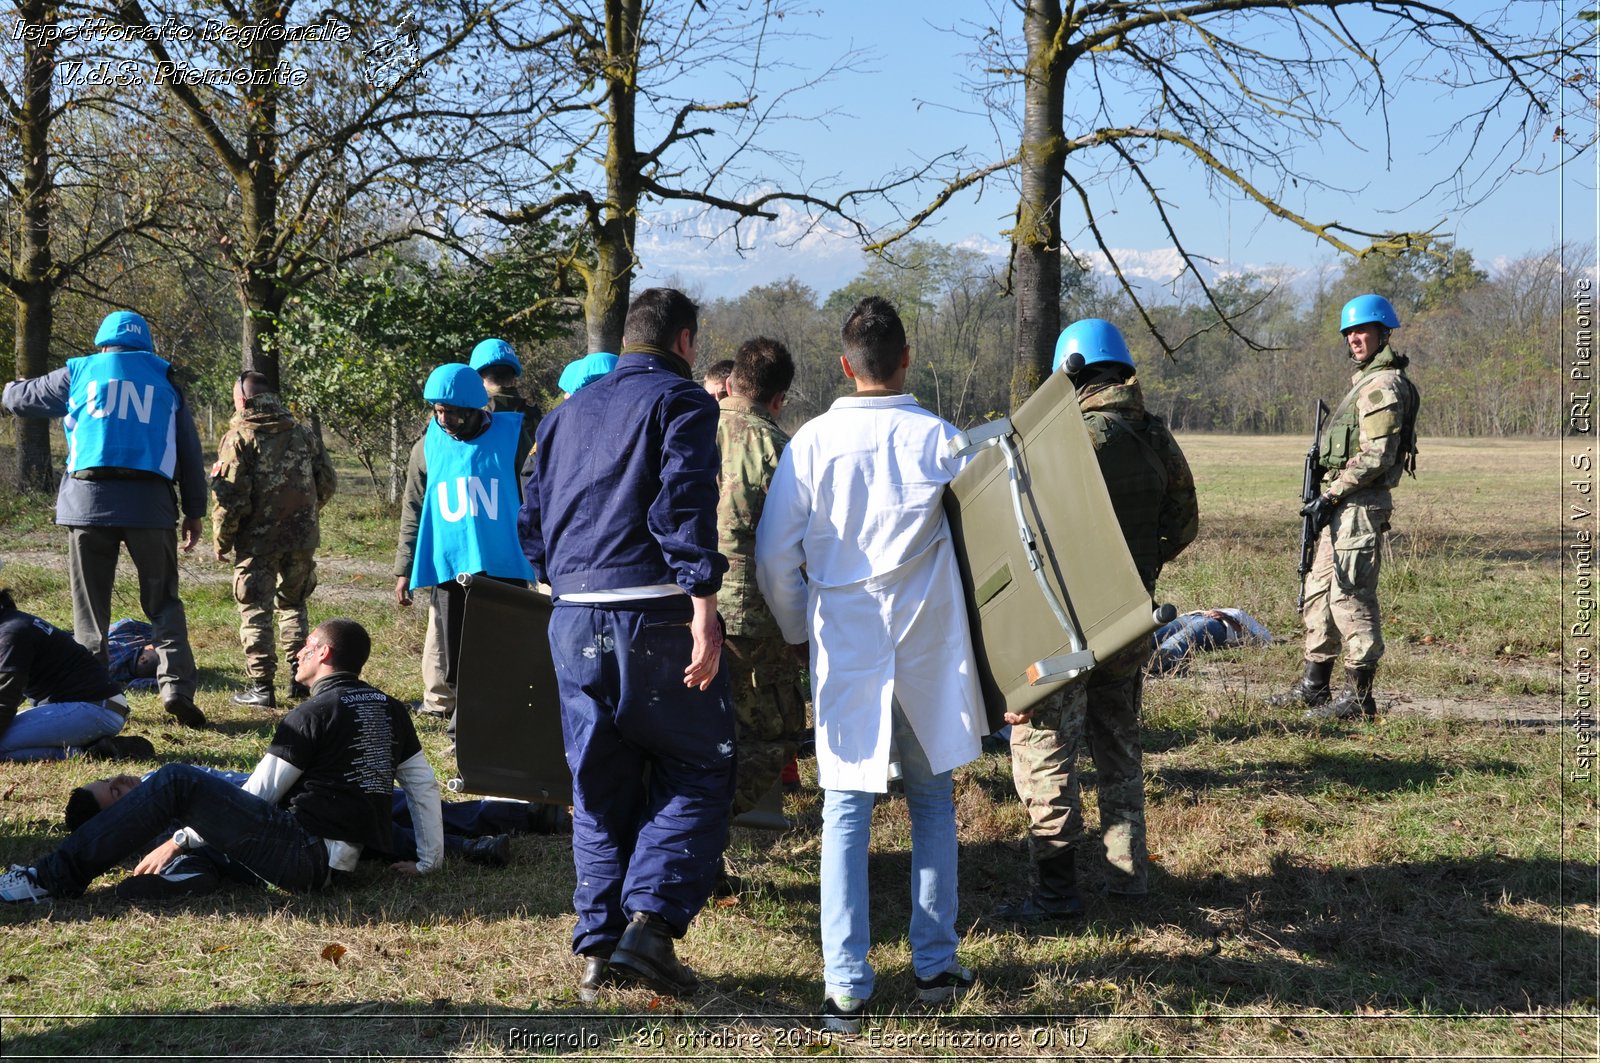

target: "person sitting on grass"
[0,618,443,905]
[62,769,571,895]
[0,584,153,763]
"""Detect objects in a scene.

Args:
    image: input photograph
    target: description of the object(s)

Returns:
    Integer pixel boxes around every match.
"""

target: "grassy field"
[0,432,1592,1061]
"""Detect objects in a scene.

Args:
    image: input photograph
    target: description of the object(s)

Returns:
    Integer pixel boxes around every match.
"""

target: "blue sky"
[634,0,1596,301]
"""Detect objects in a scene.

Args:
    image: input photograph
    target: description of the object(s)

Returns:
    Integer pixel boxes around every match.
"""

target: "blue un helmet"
[423,363,489,409]
[93,310,155,352]
[558,352,618,395]
[1053,318,1135,375]
[1339,294,1400,334]
[469,338,521,377]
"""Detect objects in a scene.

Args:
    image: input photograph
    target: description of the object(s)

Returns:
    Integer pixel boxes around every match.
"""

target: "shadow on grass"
[1148,750,1527,799]
[739,831,1594,1019]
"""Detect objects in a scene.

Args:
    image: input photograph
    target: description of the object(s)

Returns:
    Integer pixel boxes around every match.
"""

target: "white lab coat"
[756,393,985,792]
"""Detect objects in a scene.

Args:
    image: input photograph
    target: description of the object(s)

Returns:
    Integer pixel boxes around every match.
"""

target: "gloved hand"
[1300,493,1338,531]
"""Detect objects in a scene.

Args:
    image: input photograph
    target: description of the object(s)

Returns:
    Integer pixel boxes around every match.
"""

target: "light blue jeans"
[0,701,126,761]
[820,703,959,1000]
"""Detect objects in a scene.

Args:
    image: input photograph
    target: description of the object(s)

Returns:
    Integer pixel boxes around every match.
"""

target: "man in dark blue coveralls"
[519,287,734,1002]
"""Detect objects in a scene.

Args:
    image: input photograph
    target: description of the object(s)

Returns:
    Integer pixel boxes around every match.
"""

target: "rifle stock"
[1297,399,1331,611]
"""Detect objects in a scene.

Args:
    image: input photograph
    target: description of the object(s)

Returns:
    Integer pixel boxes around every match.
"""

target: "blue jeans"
[820,703,959,1000]
[0,701,125,761]
[550,600,736,955]
[1151,615,1232,674]
[34,764,328,897]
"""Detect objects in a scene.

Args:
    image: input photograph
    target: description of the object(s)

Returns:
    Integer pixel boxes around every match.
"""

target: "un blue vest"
[64,352,179,478]
[410,412,534,591]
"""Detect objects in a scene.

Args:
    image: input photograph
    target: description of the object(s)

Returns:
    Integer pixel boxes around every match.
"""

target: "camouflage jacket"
[1318,346,1418,507]
[211,393,337,557]
[716,395,789,638]
[1079,377,1200,592]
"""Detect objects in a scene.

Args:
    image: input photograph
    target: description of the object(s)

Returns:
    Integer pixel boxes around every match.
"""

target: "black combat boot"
[990,849,1085,922]
[577,947,615,1005]
[161,693,208,729]
[610,911,699,996]
[460,834,511,868]
[232,681,276,709]
[1308,665,1377,720]
[1267,659,1334,708]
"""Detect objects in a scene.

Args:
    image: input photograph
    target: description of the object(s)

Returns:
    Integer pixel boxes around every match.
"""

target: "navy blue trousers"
[36,764,327,896]
[549,600,736,956]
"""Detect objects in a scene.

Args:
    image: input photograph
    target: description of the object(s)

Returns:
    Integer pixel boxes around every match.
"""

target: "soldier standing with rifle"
[1269,294,1419,719]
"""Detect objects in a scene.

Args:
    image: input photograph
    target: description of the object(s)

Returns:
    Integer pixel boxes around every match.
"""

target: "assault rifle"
[1297,399,1331,611]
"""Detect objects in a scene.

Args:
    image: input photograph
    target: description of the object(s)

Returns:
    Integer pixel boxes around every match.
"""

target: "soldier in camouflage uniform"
[211,372,337,708]
[997,319,1198,919]
[716,338,807,817]
[1270,294,1418,720]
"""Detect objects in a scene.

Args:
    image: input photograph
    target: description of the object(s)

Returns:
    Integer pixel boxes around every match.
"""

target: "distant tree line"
[695,239,1579,439]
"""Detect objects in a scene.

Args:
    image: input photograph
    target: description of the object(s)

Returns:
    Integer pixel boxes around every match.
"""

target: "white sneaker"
[0,865,48,903]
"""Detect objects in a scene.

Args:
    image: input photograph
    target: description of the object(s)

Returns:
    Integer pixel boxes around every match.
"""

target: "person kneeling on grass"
[0,618,444,905]
[62,770,571,897]
[0,583,154,763]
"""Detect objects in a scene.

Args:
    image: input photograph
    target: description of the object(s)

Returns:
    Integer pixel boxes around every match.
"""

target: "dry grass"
[0,434,1593,1061]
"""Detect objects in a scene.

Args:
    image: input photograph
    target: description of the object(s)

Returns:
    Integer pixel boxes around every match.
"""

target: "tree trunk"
[583,0,643,355]
[237,0,285,390]
[13,287,54,491]
[1009,0,1068,411]
[388,416,404,504]
[12,0,57,489]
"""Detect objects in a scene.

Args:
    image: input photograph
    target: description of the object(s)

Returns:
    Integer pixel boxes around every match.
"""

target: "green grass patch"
[0,434,1591,1059]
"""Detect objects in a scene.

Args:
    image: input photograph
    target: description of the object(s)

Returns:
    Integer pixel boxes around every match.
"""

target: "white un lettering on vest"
[435,476,499,522]
[85,379,156,423]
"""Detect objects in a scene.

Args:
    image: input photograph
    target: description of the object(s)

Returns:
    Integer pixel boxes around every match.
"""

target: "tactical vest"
[64,351,180,479]
[410,412,535,591]
[1319,347,1420,478]
[1086,409,1169,589]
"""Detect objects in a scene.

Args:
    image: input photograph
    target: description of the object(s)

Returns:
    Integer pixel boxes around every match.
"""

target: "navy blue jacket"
[519,352,726,599]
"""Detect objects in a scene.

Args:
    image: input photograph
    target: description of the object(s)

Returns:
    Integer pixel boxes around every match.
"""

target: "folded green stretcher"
[944,369,1166,731]
[452,573,791,829]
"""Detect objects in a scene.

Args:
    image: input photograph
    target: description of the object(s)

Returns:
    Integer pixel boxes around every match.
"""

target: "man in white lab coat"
[756,296,986,1034]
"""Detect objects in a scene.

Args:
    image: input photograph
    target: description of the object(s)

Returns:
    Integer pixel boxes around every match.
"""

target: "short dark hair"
[479,364,518,388]
[237,370,273,399]
[729,338,794,405]
[623,288,698,353]
[841,297,906,384]
[703,359,735,386]
[315,618,371,674]
[64,787,100,831]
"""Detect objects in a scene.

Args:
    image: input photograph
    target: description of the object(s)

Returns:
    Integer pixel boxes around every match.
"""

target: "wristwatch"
[171,829,193,851]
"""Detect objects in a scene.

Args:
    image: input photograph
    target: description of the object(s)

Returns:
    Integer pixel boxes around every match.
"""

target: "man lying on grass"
[1,618,444,904]
[61,769,571,897]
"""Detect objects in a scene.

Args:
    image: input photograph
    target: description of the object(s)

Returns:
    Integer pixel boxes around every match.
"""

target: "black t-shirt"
[265,672,423,851]
[0,606,120,715]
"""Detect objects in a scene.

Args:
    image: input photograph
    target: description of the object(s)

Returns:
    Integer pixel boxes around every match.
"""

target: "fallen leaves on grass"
[321,943,347,966]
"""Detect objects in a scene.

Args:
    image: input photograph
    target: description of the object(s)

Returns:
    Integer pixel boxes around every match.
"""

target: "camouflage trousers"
[724,634,807,816]
[1009,637,1151,894]
[1301,500,1390,669]
[232,550,317,682]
